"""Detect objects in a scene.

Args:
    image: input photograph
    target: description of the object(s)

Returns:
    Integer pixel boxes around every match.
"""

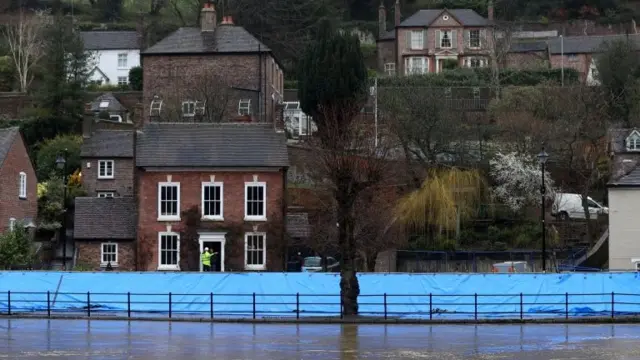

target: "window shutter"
[451,30,457,49]
[405,32,411,49]
[435,30,440,49]
[480,29,486,47]
[464,30,470,48]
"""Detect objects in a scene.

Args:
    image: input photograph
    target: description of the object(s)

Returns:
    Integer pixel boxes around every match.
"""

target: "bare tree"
[154,73,233,122]
[3,9,48,92]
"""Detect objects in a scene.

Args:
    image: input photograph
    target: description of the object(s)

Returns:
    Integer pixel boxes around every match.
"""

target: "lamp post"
[537,147,549,272]
[56,148,69,270]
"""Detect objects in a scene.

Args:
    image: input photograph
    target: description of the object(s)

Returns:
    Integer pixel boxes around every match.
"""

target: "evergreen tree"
[298,23,372,316]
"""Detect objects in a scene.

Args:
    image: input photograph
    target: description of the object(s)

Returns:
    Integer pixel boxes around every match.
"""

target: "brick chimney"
[394,0,401,27]
[220,16,234,25]
[378,2,387,38]
[201,2,216,32]
[487,0,494,21]
[82,102,94,138]
[136,12,146,50]
[133,103,145,129]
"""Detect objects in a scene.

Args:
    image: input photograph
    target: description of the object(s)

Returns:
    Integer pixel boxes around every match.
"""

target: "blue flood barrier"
[1,272,640,319]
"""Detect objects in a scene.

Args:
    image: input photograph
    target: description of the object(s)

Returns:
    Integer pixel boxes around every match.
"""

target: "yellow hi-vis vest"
[201,251,211,266]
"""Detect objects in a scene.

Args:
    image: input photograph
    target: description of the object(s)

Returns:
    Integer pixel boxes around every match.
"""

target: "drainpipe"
[282,166,289,270]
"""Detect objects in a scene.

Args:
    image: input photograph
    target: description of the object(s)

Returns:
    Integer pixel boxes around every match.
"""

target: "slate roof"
[399,9,489,27]
[90,93,127,112]
[80,31,139,50]
[548,34,640,54]
[0,127,19,169]
[378,9,488,40]
[609,128,635,153]
[81,130,134,158]
[74,197,137,239]
[509,40,548,53]
[287,213,310,238]
[136,122,289,168]
[142,25,271,55]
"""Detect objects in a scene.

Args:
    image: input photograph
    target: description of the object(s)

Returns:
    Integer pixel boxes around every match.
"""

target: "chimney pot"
[201,3,217,32]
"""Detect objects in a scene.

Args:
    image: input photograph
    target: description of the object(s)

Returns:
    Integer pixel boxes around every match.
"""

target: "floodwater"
[1,320,640,359]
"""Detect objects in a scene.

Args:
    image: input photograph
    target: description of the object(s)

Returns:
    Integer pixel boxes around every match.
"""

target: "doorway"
[199,233,226,272]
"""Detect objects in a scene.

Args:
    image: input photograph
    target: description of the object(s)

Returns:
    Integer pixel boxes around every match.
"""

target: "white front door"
[199,233,226,272]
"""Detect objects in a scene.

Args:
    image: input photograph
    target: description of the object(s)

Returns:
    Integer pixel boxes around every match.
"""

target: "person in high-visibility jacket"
[201,247,212,271]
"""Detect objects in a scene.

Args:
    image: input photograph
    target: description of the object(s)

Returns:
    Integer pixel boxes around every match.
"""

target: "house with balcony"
[377,1,492,76]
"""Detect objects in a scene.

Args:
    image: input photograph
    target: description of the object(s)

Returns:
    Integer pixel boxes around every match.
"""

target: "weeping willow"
[395,168,485,234]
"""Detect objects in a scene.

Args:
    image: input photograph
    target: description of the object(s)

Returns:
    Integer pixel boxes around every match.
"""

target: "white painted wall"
[608,188,640,270]
[88,49,140,85]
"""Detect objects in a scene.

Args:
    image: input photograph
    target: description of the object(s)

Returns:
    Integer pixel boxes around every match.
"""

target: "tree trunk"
[337,191,359,316]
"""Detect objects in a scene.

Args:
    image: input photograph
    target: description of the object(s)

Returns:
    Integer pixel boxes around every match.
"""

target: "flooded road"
[1,319,640,359]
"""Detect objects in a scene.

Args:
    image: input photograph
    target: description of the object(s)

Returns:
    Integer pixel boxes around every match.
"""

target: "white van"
[552,193,608,220]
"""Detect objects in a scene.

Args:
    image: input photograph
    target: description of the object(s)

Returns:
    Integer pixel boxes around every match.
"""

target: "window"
[18,172,26,199]
[245,182,266,221]
[182,101,196,117]
[238,99,251,115]
[465,57,487,68]
[150,98,163,116]
[244,233,266,270]
[158,182,180,221]
[444,87,452,99]
[194,101,206,115]
[473,87,481,100]
[98,160,114,179]
[99,101,110,109]
[202,182,223,220]
[8,218,16,231]
[117,53,128,68]
[384,63,396,76]
[628,132,640,151]
[469,30,481,48]
[101,243,118,266]
[404,57,428,75]
[410,30,424,50]
[117,76,128,85]
[97,192,115,198]
[158,232,180,270]
[440,30,452,48]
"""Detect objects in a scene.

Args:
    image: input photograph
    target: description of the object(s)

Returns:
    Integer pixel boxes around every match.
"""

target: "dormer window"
[626,130,640,151]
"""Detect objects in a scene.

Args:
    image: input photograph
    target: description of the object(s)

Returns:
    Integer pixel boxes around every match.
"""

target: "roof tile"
[80,31,139,50]
[74,197,137,239]
[136,122,289,168]
[142,26,270,55]
[548,34,640,54]
[0,127,19,168]
[81,130,134,158]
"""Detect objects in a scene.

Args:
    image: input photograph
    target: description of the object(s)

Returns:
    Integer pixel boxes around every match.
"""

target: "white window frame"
[97,160,115,179]
[473,87,481,100]
[117,76,128,85]
[404,56,428,75]
[97,192,115,198]
[8,218,16,231]
[468,29,481,48]
[440,30,452,49]
[182,101,196,117]
[158,182,181,221]
[384,63,396,76]
[117,53,128,68]
[244,182,267,221]
[100,242,118,267]
[238,99,251,115]
[18,172,26,199]
[244,232,267,271]
[464,57,487,69]
[626,131,640,151]
[201,182,224,220]
[150,99,163,116]
[410,30,424,50]
[158,232,180,271]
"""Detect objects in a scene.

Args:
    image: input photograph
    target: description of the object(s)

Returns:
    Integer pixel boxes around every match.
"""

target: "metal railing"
[1,291,639,321]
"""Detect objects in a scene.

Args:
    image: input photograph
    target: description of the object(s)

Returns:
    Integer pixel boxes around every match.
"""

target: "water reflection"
[0,320,637,359]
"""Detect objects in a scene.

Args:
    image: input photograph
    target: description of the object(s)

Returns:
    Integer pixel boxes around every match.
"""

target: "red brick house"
[135,122,289,272]
[141,3,284,124]
[0,127,37,233]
